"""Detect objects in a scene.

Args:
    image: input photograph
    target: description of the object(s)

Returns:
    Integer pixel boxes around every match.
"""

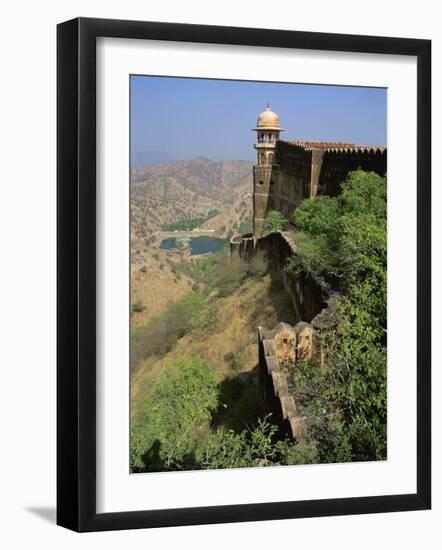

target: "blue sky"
[130,75,386,166]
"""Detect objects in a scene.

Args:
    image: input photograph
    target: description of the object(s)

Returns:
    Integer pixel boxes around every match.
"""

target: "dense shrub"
[131,354,318,473]
[131,356,218,471]
[290,170,386,301]
[286,170,387,462]
[195,418,317,470]
[131,301,144,313]
[176,245,264,296]
[130,291,217,369]
[262,210,288,235]
[238,221,253,234]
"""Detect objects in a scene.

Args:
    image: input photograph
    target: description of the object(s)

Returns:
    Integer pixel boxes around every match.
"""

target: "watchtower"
[252,104,283,235]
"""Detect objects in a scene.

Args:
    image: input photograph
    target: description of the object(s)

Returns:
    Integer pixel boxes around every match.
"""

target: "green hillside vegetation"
[130,169,387,472]
[160,209,220,231]
[286,170,387,462]
[131,355,316,472]
[130,246,317,472]
[130,158,253,267]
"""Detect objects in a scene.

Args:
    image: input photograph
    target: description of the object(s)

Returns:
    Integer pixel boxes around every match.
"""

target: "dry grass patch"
[131,271,296,418]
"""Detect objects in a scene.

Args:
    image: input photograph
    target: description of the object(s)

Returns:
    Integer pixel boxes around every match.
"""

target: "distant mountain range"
[131,151,175,168]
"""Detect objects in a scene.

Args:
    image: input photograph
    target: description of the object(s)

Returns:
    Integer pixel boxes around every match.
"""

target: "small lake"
[160,236,226,256]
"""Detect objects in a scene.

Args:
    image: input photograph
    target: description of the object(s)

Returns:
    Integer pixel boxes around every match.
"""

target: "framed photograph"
[57,17,431,532]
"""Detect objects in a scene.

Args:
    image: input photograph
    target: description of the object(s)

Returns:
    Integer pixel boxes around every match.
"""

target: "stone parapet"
[258,324,307,439]
[232,230,340,439]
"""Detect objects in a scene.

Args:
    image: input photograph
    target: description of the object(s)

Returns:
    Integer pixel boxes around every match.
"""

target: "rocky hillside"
[131,158,253,256]
[131,267,298,427]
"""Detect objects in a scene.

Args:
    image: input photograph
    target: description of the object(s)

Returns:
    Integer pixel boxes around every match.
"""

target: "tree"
[290,170,386,300]
[286,170,387,462]
[130,355,319,472]
[262,210,288,234]
[131,356,218,472]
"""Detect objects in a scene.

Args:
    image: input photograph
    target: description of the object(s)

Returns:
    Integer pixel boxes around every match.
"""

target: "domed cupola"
[255,105,282,130]
[252,104,284,166]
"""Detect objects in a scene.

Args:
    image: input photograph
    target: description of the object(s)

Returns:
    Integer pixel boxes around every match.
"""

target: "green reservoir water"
[160,236,226,255]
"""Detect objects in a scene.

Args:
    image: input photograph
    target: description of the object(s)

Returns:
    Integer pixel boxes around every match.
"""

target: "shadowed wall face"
[230,231,327,323]
[254,232,327,322]
[270,143,312,217]
[318,149,387,196]
[252,140,387,235]
[253,143,313,236]
[253,165,273,236]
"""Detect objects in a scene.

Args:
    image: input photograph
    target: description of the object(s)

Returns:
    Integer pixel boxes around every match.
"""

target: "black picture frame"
[57,17,431,532]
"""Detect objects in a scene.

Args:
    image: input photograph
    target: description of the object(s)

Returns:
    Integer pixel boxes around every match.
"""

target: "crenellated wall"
[252,139,387,235]
[246,133,387,437]
[258,314,334,439]
[253,142,312,235]
[258,323,308,439]
[318,147,387,196]
[231,230,339,439]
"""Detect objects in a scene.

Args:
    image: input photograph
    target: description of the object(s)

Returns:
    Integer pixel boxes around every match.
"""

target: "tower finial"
[266,101,270,109]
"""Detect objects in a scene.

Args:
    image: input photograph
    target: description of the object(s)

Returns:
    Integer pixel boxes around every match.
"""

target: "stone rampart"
[252,139,387,234]
[230,230,327,323]
[258,323,307,439]
[231,230,339,439]
[258,312,337,439]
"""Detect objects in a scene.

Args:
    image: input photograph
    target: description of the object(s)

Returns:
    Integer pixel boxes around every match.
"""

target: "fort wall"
[253,165,273,236]
[231,230,338,439]
[318,147,387,196]
[255,231,327,323]
[253,140,387,235]
[258,324,308,439]
[231,230,327,323]
[247,113,387,437]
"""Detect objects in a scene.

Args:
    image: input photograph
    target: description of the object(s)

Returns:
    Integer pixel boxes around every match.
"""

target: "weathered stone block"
[262,339,276,357]
[280,395,298,419]
[273,322,297,365]
[295,321,315,361]
[289,415,307,438]
[265,356,279,375]
[271,371,289,396]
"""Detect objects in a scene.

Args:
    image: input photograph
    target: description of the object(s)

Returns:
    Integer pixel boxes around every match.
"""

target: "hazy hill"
[131,157,253,260]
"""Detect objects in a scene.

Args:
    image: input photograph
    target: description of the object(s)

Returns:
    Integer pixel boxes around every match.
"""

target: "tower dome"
[255,105,281,130]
